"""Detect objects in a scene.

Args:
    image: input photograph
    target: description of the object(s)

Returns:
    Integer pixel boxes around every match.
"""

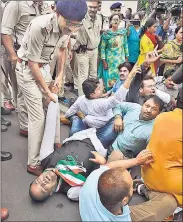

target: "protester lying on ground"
[29,140,152,203]
[101,62,132,98]
[29,96,109,202]
[108,95,164,158]
[79,149,177,222]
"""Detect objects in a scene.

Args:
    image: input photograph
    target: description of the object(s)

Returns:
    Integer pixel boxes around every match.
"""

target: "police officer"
[15,0,87,176]
[110,2,126,29]
[74,0,102,96]
[1,1,47,110]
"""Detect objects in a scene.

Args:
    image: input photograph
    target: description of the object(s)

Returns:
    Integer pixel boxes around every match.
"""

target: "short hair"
[164,69,176,79]
[98,168,130,207]
[29,182,49,202]
[118,62,132,72]
[127,8,132,14]
[144,95,164,112]
[140,75,155,88]
[82,78,100,99]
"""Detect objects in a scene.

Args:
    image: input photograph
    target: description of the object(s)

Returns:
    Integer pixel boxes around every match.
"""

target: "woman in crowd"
[138,18,159,76]
[98,14,129,91]
[160,26,183,75]
[127,13,141,67]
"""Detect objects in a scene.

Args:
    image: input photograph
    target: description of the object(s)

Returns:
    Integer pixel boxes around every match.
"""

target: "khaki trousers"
[76,48,98,96]
[16,62,60,166]
[108,150,177,221]
[130,191,177,221]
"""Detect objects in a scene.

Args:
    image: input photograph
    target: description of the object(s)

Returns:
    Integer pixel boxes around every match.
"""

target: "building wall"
[101,1,138,16]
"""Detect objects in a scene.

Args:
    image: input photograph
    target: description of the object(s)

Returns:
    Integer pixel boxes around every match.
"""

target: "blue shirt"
[156,25,166,41]
[110,79,125,94]
[127,26,140,63]
[112,102,154,156]
[79,166,132,222]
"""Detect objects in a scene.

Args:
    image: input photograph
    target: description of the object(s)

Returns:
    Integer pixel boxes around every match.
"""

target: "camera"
[171,4,181,17]
[155,2,167,15]
[129,20,141,27]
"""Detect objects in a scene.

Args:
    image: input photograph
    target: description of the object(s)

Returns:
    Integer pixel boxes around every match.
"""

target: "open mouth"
[144,113,150,118]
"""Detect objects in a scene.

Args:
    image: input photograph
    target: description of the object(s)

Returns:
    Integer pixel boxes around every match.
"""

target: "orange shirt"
[142,108,182,207]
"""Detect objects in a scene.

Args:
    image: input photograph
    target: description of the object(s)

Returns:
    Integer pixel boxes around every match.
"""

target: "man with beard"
[74,0,102,96]
[15,0,87,176]
[109,95,164,158]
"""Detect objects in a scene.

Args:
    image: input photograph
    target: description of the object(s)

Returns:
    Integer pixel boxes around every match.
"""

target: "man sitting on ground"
[79,149,177,221]
[64,64,140,130]
[101,62,133,97]
[60,65,140,149]
[109,95,164,158]
[126,46,173,107]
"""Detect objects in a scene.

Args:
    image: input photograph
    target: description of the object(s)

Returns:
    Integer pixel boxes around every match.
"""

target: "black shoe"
[58,97,70,107]
[1,107,11,115]
[1,125,8,132]
[72,89,78,96]
[1,151,12,161]
[69,97,77,108]
[1,117,11,126]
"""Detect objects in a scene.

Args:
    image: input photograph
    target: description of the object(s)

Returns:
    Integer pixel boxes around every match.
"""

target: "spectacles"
[65,19,83,28]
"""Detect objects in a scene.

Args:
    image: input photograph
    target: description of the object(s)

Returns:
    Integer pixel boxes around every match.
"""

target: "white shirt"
[65,85,129,128]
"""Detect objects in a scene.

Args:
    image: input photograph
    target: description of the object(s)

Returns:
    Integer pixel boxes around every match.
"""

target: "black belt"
[17,58,45,68]
[86,48,96,51]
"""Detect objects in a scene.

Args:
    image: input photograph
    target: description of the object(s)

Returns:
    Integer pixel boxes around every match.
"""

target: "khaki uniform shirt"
[1,1,47,45]
[74,13,102,50]
[17,13,69,64]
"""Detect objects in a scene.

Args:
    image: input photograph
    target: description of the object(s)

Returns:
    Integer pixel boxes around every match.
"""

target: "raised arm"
[98,66,140,112]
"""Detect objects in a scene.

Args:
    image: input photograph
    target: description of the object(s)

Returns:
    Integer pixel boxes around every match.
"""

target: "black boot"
[1,107,11,115]
[1,117,11,126]
[1,125,8,132]
[1,151,12,161]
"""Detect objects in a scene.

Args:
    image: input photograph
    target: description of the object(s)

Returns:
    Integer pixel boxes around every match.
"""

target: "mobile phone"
[129,20,141,26]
